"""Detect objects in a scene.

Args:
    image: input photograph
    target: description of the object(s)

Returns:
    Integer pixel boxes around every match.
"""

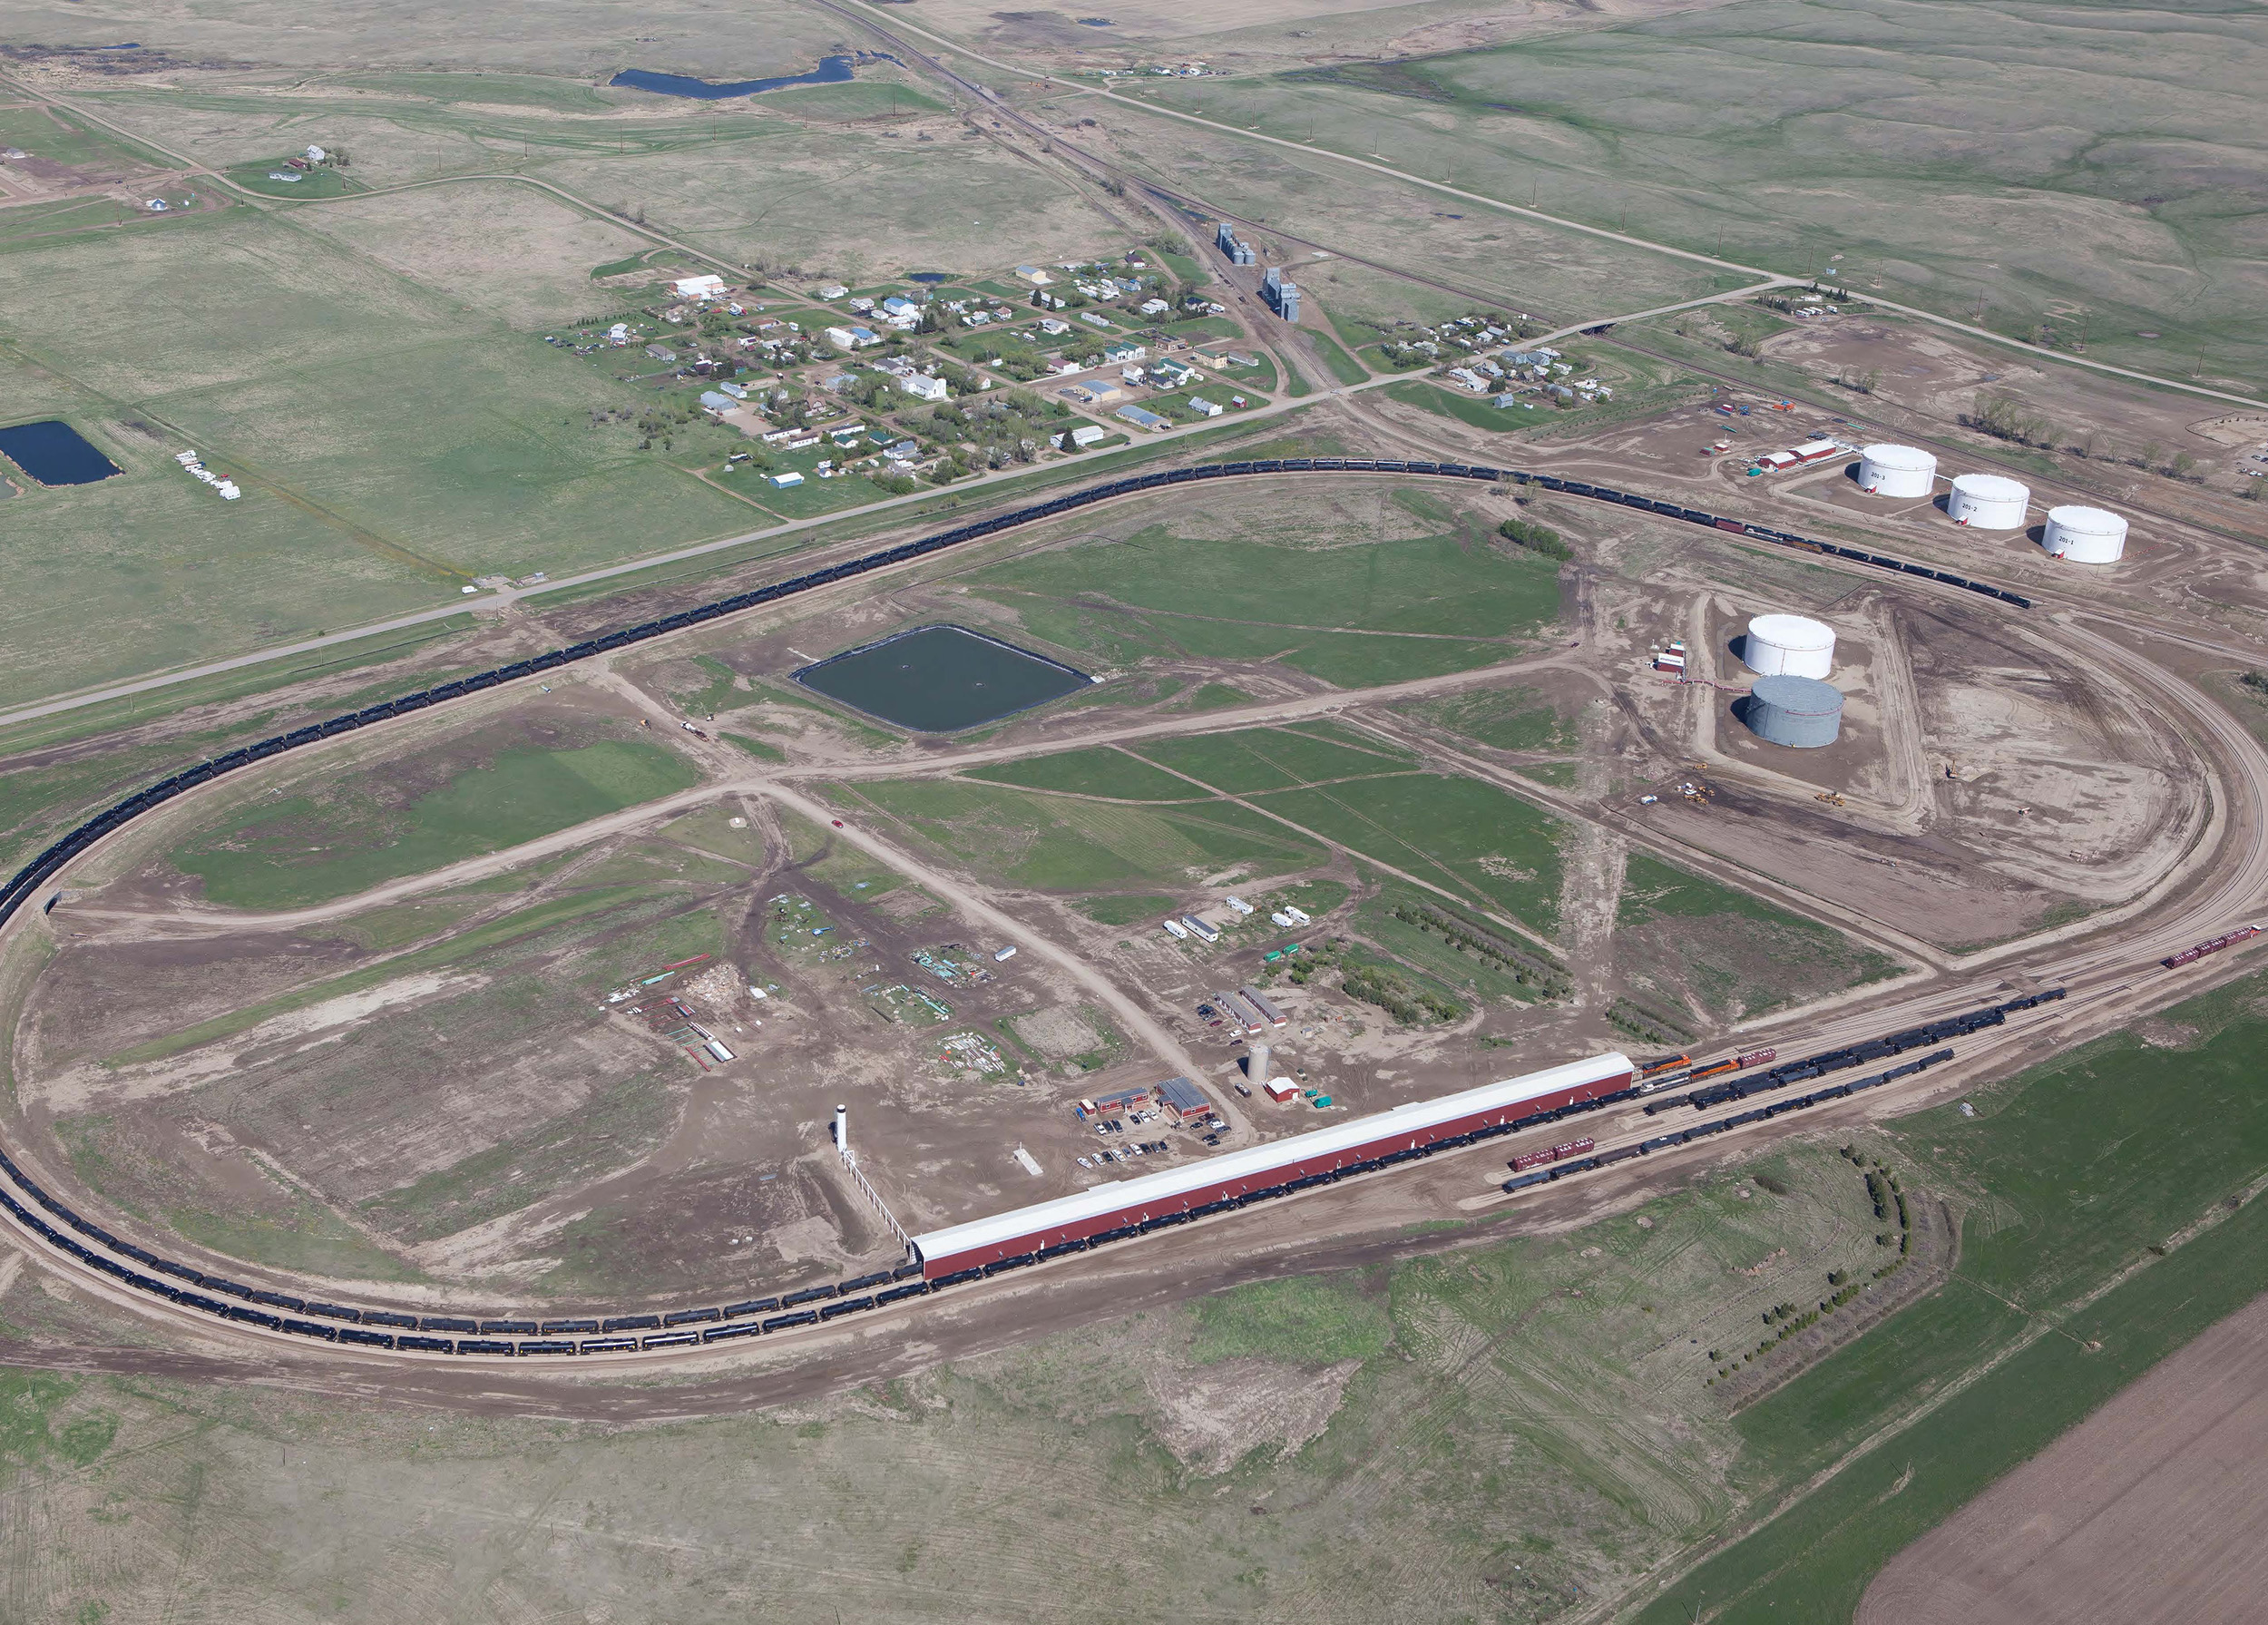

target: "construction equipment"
[1814,791,1847,807]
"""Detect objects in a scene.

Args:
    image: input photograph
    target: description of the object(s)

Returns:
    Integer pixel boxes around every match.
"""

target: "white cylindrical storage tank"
[1247,1043,1272,1089]
[834,1104,848,1153]
[2042,504,2127,563]
[1858,443,1936,498]
[1743,612,1836,680]
[1947,472,2029,529]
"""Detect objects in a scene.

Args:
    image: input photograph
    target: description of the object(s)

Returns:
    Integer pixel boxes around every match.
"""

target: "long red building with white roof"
[911,1052,1633,1278]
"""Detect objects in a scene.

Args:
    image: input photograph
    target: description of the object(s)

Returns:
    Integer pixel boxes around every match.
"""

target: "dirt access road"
[1856,1285,2268,1625]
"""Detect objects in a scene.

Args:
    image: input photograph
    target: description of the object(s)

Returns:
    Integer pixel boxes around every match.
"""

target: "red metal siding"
[922,1068,1630,1277]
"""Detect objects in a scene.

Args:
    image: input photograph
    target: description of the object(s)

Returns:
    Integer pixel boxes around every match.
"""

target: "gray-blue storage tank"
[1744,674,1843,748]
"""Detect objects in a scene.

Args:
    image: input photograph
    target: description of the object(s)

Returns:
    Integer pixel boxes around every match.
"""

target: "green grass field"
[171,737,699,910]
[0,205,758,705]
[1253,773,1567,938]
[1075,892,1178,925]
[1305,330,1368,385]
[964,747,1207,802]
[0,103,161,175]
[1635,968,2268,1620]
[1386,377,1538,432]
[971,506,1560,689]
[1188,0,2268,390]
[1616,854,1901,1019]
[832,778,1326,891]
[1127,724,1413,795]
[1400,683,1578,753]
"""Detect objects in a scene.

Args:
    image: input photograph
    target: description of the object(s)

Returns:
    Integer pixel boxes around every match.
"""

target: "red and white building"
[910,1052,1633,1277]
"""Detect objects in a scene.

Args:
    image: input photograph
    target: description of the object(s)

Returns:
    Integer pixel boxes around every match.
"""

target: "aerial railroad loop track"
[0,458,2089,1366]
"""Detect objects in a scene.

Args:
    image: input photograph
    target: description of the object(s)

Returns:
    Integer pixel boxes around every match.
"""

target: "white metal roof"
[911,1052,1631,1263]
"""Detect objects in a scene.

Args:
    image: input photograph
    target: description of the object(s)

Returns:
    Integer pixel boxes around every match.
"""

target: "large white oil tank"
[2042,504,2127,563]
[1743,612,1836,680]
[1947,472,2029,529]
[1858,443,1936,498]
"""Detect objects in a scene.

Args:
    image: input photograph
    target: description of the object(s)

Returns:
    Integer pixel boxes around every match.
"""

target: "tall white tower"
[833,1103,849,1158]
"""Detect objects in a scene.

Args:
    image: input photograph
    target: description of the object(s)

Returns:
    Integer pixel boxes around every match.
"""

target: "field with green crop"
[1143,0,2268,390]
[878,729,1568,937]
[1632,968,2268,1620]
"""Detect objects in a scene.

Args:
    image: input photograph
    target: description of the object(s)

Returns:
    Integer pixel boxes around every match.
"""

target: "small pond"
[0,419,121,485]
[611,56,860,99]
[795,624,1092,733]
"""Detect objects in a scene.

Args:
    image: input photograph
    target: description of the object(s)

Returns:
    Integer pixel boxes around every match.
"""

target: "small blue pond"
[611,56,859,99]
[0,420,121,486]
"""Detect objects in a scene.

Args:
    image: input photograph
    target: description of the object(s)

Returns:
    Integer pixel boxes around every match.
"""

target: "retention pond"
[611,57,865,99]
[0,420,121,486]
[795,625,1091,733]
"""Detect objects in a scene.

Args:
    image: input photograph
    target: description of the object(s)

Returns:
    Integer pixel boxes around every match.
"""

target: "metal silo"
[1858,443,1936,498]
[2042,504,2127,563]
[1947,473,2029,528]
[1744,674,1843,748]
[1743,612,1837,680]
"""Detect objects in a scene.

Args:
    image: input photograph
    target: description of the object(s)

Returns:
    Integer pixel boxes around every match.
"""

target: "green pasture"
[1252,773,1567,938]
[1074,892,1178,925]
[0,103,158,173]
[171,738,699,910]
[831,778,1325,892]
[1128,724,1413,795]
[0,206,760,704]
[1401,683,1577,753]
[964,748,1205,802]
[1636,969,2268,1620]
[224,159,360,198]
[1188,0,2268,387]
[1305,329,1368,385]
[1615,853,1900,1019]
[971,511,1561,689]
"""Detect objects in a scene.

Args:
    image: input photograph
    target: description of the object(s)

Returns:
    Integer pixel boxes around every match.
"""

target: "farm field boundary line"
[826,0,2265,412]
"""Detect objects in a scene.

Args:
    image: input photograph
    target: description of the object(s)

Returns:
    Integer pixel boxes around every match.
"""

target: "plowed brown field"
[1858,1289,2268,1625]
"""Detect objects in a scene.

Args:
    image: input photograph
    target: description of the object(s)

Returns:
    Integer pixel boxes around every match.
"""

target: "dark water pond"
[611,56,858,99]
[0,419,121,485]
[796,625,1091,733]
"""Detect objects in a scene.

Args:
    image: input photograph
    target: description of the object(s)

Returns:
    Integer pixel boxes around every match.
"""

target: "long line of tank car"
[0,455,2046,1359]
[1501,989,2064,1190]
[0,993,2060,1358]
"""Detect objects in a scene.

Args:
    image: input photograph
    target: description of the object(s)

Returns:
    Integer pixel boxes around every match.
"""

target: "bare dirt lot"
[1858,1286,2268,1625]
